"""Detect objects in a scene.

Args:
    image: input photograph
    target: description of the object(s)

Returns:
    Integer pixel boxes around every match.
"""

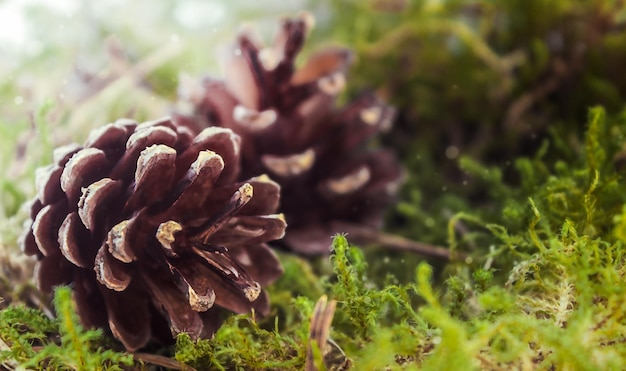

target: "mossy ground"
[3,0,626,369]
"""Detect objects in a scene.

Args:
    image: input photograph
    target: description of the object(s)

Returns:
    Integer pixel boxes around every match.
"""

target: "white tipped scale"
[325,166,371,196]
[195,183,254,243]
[385,174,405,196]
[239,182,254,204]
[135,144,177,182]
[318,72,346,95]
[191,150,225,175]
[126,125,177,150]
[233,105,277,132]
[243,282,261,302]
[194,126,242,156]
[107,220,136,263]
[360,106,383,126]
[94,245,131,291]
[298,11,316,33]
[52,143,81,165]
[58,213,87,268]
[78,178,122,232]
[157,220,183,253]
[32,204,60,257]
[60,148,108,203]
[258,47,281,71]
[262,149,316,178]
[35,165,63,205]
[187,285,216,312]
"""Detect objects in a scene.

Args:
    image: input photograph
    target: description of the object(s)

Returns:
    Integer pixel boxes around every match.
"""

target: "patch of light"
[0,1,28,47]
[173,0,226,29]
[0,0,79,56]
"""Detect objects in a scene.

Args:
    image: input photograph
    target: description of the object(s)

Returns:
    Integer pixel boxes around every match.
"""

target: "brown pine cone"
[20,117,285,351]
[175,15,404,255]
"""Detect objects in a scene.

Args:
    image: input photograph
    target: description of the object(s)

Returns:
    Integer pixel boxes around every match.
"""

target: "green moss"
[0,304,56,365]
[0,287,132,370]
[175,299,314,370]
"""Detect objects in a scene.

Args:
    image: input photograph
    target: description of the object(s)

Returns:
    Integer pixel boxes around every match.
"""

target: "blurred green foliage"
[315,0,626,248]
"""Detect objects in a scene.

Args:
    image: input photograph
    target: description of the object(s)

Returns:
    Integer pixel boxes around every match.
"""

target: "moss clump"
[1,287,132,370]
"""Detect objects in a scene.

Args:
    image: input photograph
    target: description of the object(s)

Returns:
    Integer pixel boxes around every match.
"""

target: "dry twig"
[306,295,338,371]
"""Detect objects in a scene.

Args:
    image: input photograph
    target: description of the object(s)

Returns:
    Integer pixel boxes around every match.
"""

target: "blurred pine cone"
[20,117,285,351]
[175,15,404,255]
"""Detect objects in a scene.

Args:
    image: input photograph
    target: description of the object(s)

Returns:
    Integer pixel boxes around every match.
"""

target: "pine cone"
[20,117,285,351]
[175,15,404,255]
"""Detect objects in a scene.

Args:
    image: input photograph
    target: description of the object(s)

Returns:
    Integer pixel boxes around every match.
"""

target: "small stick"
[26,347,195,370]
[133,353,197,371]
[306,295,337,371]
[334,222,461,261]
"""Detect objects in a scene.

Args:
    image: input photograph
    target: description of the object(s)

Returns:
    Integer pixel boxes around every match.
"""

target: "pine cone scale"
[211,214,286,247]
[100,285,151,351]
[35,165,64,204]
[321,165,371,196]
[191,244,261,300]
[189,182,253,242]
[140,271,204,339]
[196,264,263,314]
[238,175,280,215]
[53,143,82,166]
[58,212,93,268]
[21,199,44,256]
[106,219,138,263]
[128,144,178,209]
[261,148,316,178]
[94,245,132,291]
[21,227,39,256]
[176,127,241,183]
[32,202,67,256]
[84,122,131,150]
[109,124,177,180]
[77,178,124,232]
[152,151,224,219]
[272,18,306,75]
[73,270,108,329]
[61,148,110,204]
[167,256,216,312]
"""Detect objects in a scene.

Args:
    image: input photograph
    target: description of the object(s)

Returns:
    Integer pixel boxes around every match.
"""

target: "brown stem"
[334,223,460,261]
[133,353,197,371]
[503,58,567,130]
[504,48,585,130]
